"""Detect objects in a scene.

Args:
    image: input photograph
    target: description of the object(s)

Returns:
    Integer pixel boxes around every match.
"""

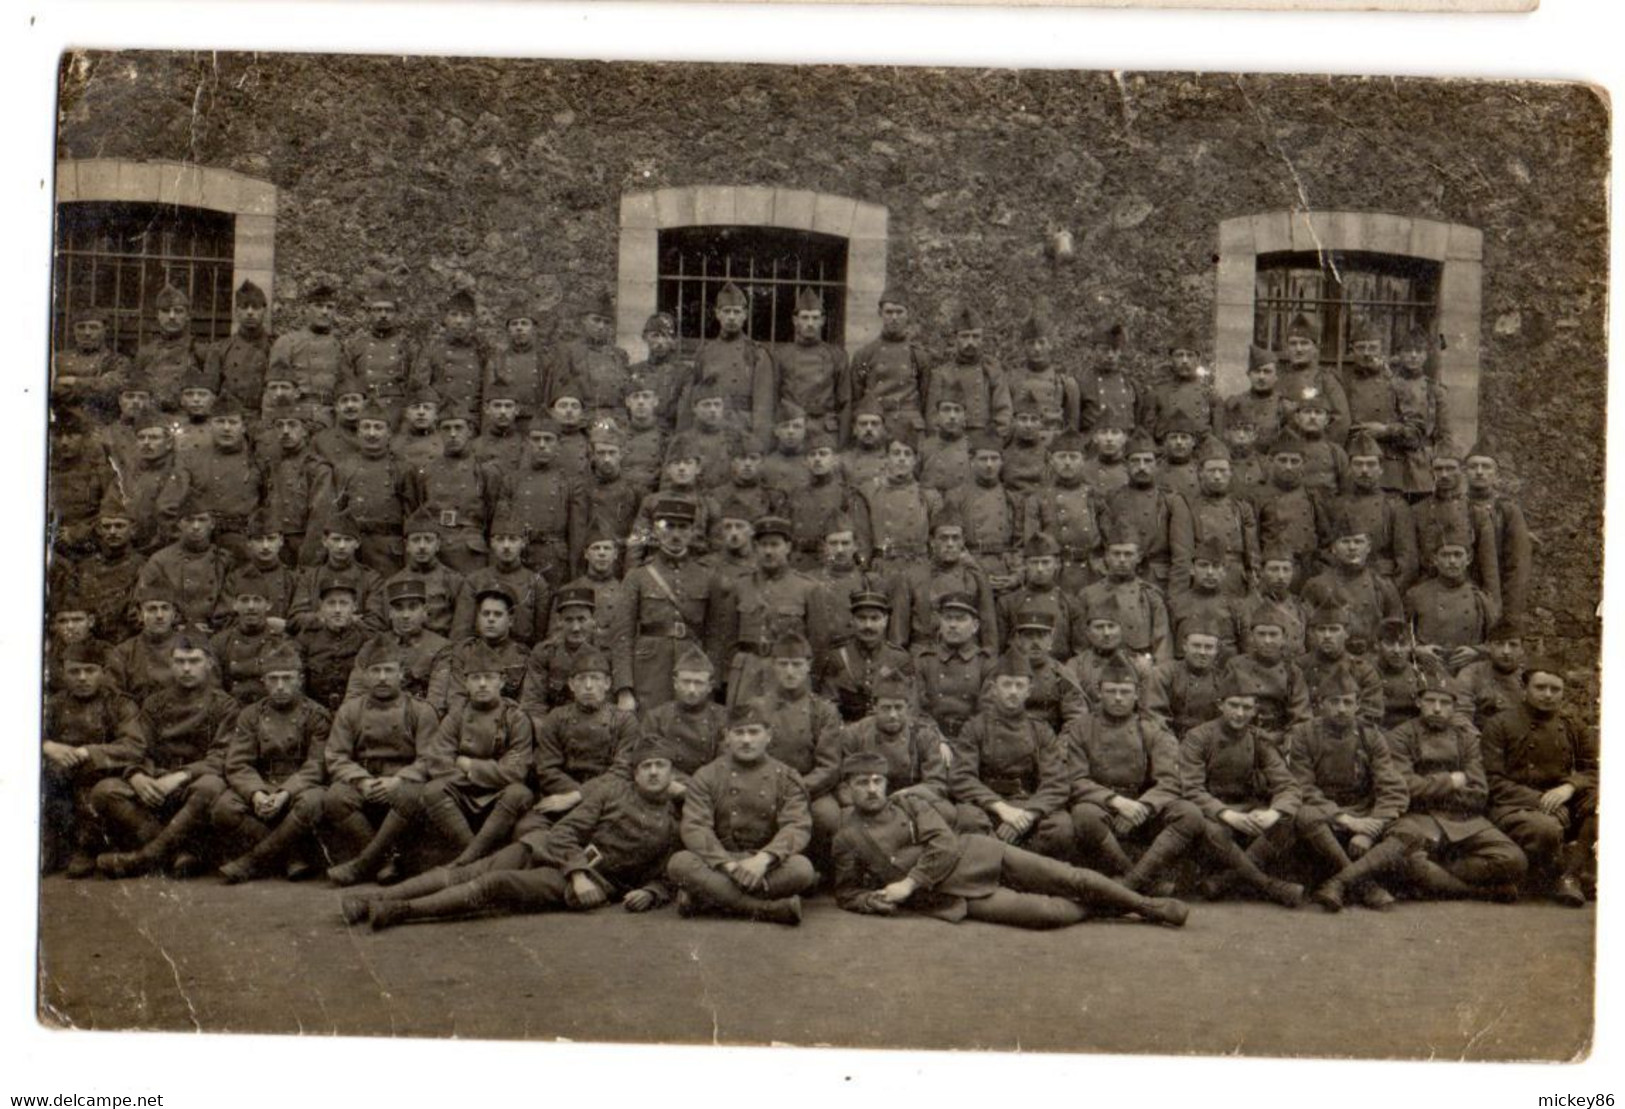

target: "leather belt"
[639,621,690,639]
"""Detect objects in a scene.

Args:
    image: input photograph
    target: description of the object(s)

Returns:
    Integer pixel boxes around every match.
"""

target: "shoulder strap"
[848,813,912,886]
[644,562,684,609]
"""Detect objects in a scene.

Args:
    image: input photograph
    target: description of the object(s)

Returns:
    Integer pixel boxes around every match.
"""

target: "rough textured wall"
[54,52,1608,667]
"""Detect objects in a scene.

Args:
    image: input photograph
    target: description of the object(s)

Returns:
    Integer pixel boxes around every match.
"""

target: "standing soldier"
[1107,429,1188,595]
[818,589,915,723]
[912,592,997,740]
[263,404,335,566]
[628,312,688,430]
[1077,322,1148,438]
[726,516,835,706]
[1463,439,1534,624]
[619,385,668,496]
[418,410,504,574]
[677,282,776,452]
[519,584,605,716]
[1170,436,1259,599]
[926,306,1011,440]
[750,634,845,863]
[1277,313,1350,445]
[946,433,1024,594]
[919,387,974,495]
[840,397,893,490]
[1302,511,1406,652]
[412,289,487,424]
[181,396,266,562]
[324,402,420,573]
[134,283,210,413]
[1080,530,1172,670]
[550,290,631,430]
[1482,661,1597,906]
[269,283,345,425]
[1389,327,1447,496]
[136,490,232,633]
[1298,603,1386,726]
[205,280,272,413]
[1150,330,1215,444]
[760,402,813,502]
[611,497,734,713]
[1326,432,1419,589]
[482,296,548,436]
[891,506,999,653]
[848,288,930,443]
[506,417,583,586]
[211,643,331,883]
[1143,622,1226,739]
[1007,315,1080,433]
[1026,432,1106,595]
[104,586,185,702]
[388,506,466,638]
[1216,346,1287,454]
[1253,433,1327,580]
[451,513,552,648]
[774,287,850,439]
[344,277,416,428]
[1343,320,1422,494]
[854,436,940,595]
[61,501,145,646]
[1219,602,1313,745]
[313,381,366,465]
[997,533,1081,659]
[52,306,130,420]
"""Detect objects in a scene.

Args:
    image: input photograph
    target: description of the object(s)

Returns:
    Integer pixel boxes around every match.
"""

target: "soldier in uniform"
[92,638,238,878]
[1343,320,1425,494]
[848,288,930,442]
[1298,599,1385,728]
[835,752,1188,928]
[714,443,785,527]
[1178,677,1306,906]
[926,306,1011,439]
[666,702,818,924]
[287,511,385,635]
[1482,661,1597,905]
[324,401,420,572]
[1143,622,1225,739]
[912,592,996,739]
[321,649,444,886]
[1289,666,1412,911]
[1325,432,1419,588]
[205,280,272,413]
[312,380,367,466]
[1385,671,1527,901]
[58,499,144,647]
[134,283,210,413]
[1025,432,1104,595]
[852,435,938,598]
[839,396,892,490]
[1080,530,1172,670]
[1219,601,1312,745]
[818,589,914,723]
[1456,617,1526,727]
[918,386,973,495]
[440,584,530,716]
[1002,404,1051,493]
[1253,433,1327,581]
[611,497,734,712]
[347,579,452,708]
[726,516,835,706]
[774,287,850,438]
[471,386,527,473]
[550,290,631,430]
[179,396,265,562]
[417,409,503,574]
[136,490,232,632]
[1463,438,1534,624]
[759,401,812,502]
[1372,617,1455,731]
[1411,451,1494,591]
[1167,536,1246,658]
[629,436,716,564]
[104,585,185,702]
[1170,436,1258,599]
[1149,331,1214,444]
[1406,527,1498,672]
[1063,657,1208,892]
[674,282,775,451]
[99,381,157,479]
[295,581,370,712]
[383,507,465,638]
[211,643,331,883]
[890,505,999,653]
[996,532,1080,659]
[1076,322,1149,438]
[505,417,583,586]
[1389,326,1447,497]
[1216,345,1286,455]
[342,276,417,429]
[262,403,335,567]
[1287,392,1348,494]
[411,289,487,424]
[208,583,292,705]
[41,641,145,877]
[1277,313,1350,445]
[628,311,687,429]
[52,306,130,419]
[1063,600,1148,702]
[269,283,345,424]
[341,733,682,930]
[1302,510,1406,653]
[946,432,1024,593]
[632,644,727,786]
[1243,548,1308,657]
[835,674,953,825]
[948,652,1074,859]
[117,411,189,554]
[750,633,845,862]
[519,584,603,716]
[808,513,876,641]
[1108,429,1187,595]
[481,296,548,436]
[619,383,668,496]
[1008,315,1080,433]
[997,606,1088,732]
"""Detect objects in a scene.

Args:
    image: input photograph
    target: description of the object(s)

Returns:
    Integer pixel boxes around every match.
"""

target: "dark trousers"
[666,849,817,913]
[88,773,228,860]
[1070,797,1205,876]
[956,804,1075,861]
[1495,789,1597,879]
[1389,814,1527,886]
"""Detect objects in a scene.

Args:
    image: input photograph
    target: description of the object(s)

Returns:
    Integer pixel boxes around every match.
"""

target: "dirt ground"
[35,876,1593,1060]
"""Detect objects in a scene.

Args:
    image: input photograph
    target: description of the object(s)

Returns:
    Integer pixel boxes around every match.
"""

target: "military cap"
[1247,345,1279,372]
[940,592,979,616]
[1168,329,1203,355]
[1124,429,1157,458]
[318,579,360,600]
[588,420,625,448]
[364,275,404,304]
[235,280,268,308]
[1485,617,1523,643]
[402,506,441,538]
[554,584,597,612]
[1099,656,1140,689]
[1048,431,1089,455]
[715,282,747,310]
[805,429,836,452]
[1103,521,1141,549]
[1270,432,1307,459]
[73,305,110,327]
[1314,664,1361,701]
[1309,602,1351,628]
[953,305,983,333]
[170,633,212,656]
[1463,435,1500,463]
[1434,517,1475,552]
[60,640,111,668]
[992,652,1033,680]
[725,701,769,729]
[890,427,921,455]
[1247,601,1291,631]
[211,395,250,421]
[570,650,611,677]
[1163,413,1203,440]
[322,510,361,539]
[1523,657,1567,684]
[1023,532,1061,559]
[578,288,614,319]
[851,394,886,421]
[624,732,678,767]
[462,642,509,677]
[473,583,518,612]
[871,673,911,703]
[1345,431,1382,461]
[776,399,808,425]
[1377,618,1410,644]
[1092,412,1132,434]
[1019,315,1053,342]
[772,633,813,660]
[841,751,890,780]
[1415,667,1456,696]
[673,643,715,674]
[333,376,369,401]
[307,282,337,304]
[755,515,794,542]
[443,289,477,316]
[231,578,272,602]
[172,486,211,519]
[384,578,428,606]
[365,643,408,667]
[582,524,619,550]
[488,512,527,540]
[238,509,276,539]
[550,378,584,402]
[1013,606,1056,633]
[502,296,538,324]
[1296,388,1330,413]
[643,312,676,336]
[359,399,395,425]
[1087,595,1125,624]
[968,430,1005,456]
[153,283,190,310]
[822,512,857,538]
[1181,617,1223,641]
[1092,322,1128,349]
[689,380,727,406]
[1326,507,1367,541]
[1195,437,1232,464]
[133,581,178,606]
[794,287,824,313]
[733,439,765,459]
[485,377,523,403]
[663,434,703,464]
[177,365,217,395]
[850,590,891,615]
[1192,535,1227,565]
[1349,319,1384,346]
[877,287,908,309]
[132,408,171,434]
[1217,669,1257,701]
[929,502,965,534]
[98,488,137,522]
[253,641,300,676]
[1285,313,1320,343]
[651,496,697,524]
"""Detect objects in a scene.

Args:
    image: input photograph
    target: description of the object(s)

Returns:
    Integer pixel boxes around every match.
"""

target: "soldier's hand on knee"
[359,777,387,803]
[1539,784,1577,815]
[995,822,1023,843]
[730,854,773,891]
[262,791,291,819]
[42,741,77,769]
[1110,796,1150,828]
[378,776,406,801]
[130,773,166,807]
[1221,809,1261,837]
[1253,808,1282,832]
[622,888,657,913]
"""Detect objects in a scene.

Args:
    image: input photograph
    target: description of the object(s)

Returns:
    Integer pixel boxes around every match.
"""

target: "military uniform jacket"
[892,560,998,652]
[452,565,552,647]
[1412,491,1498,591]
[288,560,385,634]
[1384,716,1496,841]
[913,641,995,733]
[1106,482,1188,579]
[774,340,851,431]
[137,542,232,629]
[833,793,1008,919]
[1302,568,1405,649]
[1466,493,1533,621]
[849,337,930,433]
[1171,492,1259,597]
[269,328,345,408]
[344,329,417,403]
[1241,588,1309,658]
[1285,718,1408,827]
[1389,370,1445,494]
[519,635,607,716]
[482,345,547,420]
[732,567,836,661]
[224,696,332,799]
[105,632,182,702]
[949,708,1070,816]
[1324,489,1419,588]
[506,458,583,559]
[419,451,504,557]
[628,700,726,781]
[680,754,813,865]
[1023,481,1103,567]
[1143,660,1223,739]
[1065,648,1150,703]
[539,775,682,898]
[263,446,335,538]
[918,434,972,495]
[1376,652,1456,730]
[818,639,916,722]
[997,585,1081,660]
[1298,649,1385,727]
[1178,720,1301,818]
[610,552,734,701]
[758,448,811,502]
[52,347,130,412]
[1220,653,1312,736]
[620,423,667,494]
[207,626,293,704]
[206,330,272,410]
[471,429,527,474]
[1151,373,1215,441]
[837,717,951,801]
[325,448,419,537]
[1405,578,1498,652]
[1168,585,1247,658]
[1343,366,1425,491]
[750,689,843,799]
[135,335,210,411]
[680,335,776,450]
[792,476,854,556]
[1255,484,1327,567]
[412,335,489,420]
[578,476,643,563]
[117,454,188,552]
[533,703,637,796]
[392,429,446,476]
[1076,365,1150,437]
[855,478,939,563]
[1481,704,1599,822]
[45,687,146,775]
[1008,367,1081,430]
[947,481,1024,557]
[346,630,451,707]
[133,685,240,781]
[986,651,1088,732]
[63,549,143,644]
[295,624,369,711]
[627,353,690,428]
[1063,711,1183,812]
[442,635,529,715]
[1217,390,1287,452]
[552,338,631,421]
[1455,660,1522,728]
[422,696,533,797]
[1081,578,1172,660]
[325,692,440,785]
[925,358,1012,436]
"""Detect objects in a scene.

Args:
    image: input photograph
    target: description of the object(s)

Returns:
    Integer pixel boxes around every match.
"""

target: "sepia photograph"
[34,45,1604,1067]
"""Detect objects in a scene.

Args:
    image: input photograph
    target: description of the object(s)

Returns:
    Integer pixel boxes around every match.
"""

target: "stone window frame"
[55,158,279,321]
[1214,210,1484,449]
[616,186,889,357]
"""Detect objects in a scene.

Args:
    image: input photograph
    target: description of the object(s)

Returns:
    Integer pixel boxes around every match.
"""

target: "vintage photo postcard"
[39,50,1603,1061]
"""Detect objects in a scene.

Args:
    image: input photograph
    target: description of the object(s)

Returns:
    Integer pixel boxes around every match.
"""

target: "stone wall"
[54,51,1609,668]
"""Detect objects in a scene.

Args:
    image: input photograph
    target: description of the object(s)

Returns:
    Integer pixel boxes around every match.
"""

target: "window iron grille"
[1254,250,1441,374]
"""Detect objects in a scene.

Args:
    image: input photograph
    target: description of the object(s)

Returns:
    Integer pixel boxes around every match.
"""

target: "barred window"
[52,201,237,357]
[1254,250,1441,371]
[657,225,848,354]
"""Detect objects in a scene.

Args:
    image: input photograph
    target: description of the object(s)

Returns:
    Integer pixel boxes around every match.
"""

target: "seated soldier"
[1063,658,1208,895]
[948,652,1074,859]
[1385,671,1526,902]
[347,579,452,707]
[817,589,914,723]
[1063,599,1148,704]
[834,752,1188,929]
[295,581,369,712]
[993,606,1088,732]
[105,586,185,703]
[1168,535,1246,658]
[440,584,530,717]
[1079,530,1173,670]
[835,673,954,827]
[519,584,603,716]
[996,532,1081,659]
[749,634,844,862]
[209,583,292,705]
[450,513,552,648]
[41,641,145,877]
[92,638,239,878]
[622,643,726,788]
[1482,660,1597,906]
[1219,601,1312,747]
[1298,602,1385,727]
[1288,666,1411,912]
[1143,622,1224,740]
[911,592,995,739]
[340,733,684,931]
[321,650,442,886]
[1177,676,1306,907]
[513,650,638,842]
[212,643,332,883]
[666,703,818,925]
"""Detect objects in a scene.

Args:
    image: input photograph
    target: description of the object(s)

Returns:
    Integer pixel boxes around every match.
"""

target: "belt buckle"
[672,619,687,639]
[440,509,459,528]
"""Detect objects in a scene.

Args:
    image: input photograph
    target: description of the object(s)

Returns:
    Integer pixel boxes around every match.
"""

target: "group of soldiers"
[40,272,1596,930]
